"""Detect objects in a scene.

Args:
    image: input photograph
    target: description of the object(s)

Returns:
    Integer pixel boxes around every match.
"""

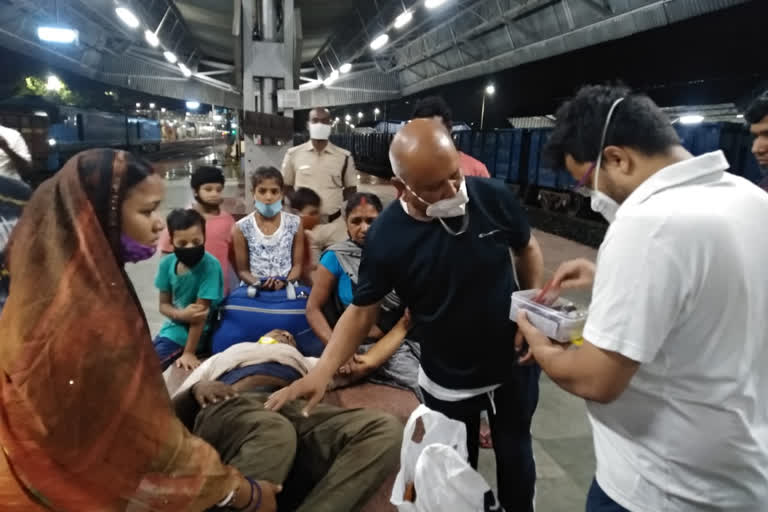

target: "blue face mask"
[255,199,282,218]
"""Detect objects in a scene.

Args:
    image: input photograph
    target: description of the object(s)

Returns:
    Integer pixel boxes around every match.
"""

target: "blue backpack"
[211,284,324,357]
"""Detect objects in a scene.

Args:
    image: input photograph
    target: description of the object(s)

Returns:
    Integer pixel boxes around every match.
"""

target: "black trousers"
[422,364,541,512]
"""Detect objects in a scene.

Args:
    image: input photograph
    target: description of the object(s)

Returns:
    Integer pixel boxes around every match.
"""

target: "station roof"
[0,0,755,111]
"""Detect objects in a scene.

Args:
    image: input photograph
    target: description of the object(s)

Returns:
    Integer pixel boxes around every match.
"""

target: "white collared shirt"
[585,151,768,511]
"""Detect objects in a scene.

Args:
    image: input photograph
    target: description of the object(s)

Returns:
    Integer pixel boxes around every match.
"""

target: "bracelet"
[236,478,260,511]
[216,490,235,508]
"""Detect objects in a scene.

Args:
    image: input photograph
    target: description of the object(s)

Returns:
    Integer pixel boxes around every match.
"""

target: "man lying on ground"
[171,330,402,512]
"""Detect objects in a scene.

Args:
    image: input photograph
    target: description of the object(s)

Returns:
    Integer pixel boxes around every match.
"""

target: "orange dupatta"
[0,150,240,510]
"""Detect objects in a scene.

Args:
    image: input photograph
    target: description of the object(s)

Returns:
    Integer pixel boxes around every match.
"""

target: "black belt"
[324,210,341,223]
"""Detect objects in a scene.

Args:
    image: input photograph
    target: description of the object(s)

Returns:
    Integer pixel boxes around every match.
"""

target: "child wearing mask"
[158,166,236,293]
[232,166,305,290]
[154,209,224,371]
[289,187,322,283]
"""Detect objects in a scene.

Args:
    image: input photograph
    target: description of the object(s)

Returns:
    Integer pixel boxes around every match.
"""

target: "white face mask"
[308,122,331,140]
[588,97,624,223]
[426,179,469,218]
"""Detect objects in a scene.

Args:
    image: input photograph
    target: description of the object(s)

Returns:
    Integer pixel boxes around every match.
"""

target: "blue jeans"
[153,337,184,371]
[421,364,540,512]
[586,478,630,512]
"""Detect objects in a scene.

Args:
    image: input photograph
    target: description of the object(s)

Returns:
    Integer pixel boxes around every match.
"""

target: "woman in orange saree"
[0,150,259,511]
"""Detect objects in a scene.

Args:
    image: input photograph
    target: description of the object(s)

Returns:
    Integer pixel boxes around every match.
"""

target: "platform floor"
[128,163,599,511]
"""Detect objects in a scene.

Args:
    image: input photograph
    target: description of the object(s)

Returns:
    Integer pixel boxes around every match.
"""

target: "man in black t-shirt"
[267,119,544,512]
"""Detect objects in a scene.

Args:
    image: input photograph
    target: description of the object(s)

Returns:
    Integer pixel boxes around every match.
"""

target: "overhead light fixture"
[679,114,704,125]
[425,0,447,8]
[339,63,352,74]
[394,11,413,29]
[345,114,352,122]
[178,63,192,77]
[161,107,166,113]
[34,111,49,117]
[737,114,744,119]
[48,138,57,147]
[37,26,78,44]
[115,6,140,29]
[370,33,389,51]
[46,75,63,92]
[186,101,200,110]
[136,102,141,108]
[144,29,159,47]
[350,124,355,129]
[163,51,178,64]
[374,108,381,115]
[335,117,340,122]
[323,69,339,86]
[485,84,496,95]
[149,103,156,109]
[357,112,363,118]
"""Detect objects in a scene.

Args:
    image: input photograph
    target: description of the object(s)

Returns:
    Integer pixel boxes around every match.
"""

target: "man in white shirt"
[0,125,32,182]
[516,85,768,511]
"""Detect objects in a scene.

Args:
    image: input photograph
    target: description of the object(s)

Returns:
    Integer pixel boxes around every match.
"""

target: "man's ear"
[391,179,406,199]
[602,146,631,176]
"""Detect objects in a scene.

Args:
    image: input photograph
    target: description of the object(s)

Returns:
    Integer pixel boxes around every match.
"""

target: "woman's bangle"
[236,478,260,511]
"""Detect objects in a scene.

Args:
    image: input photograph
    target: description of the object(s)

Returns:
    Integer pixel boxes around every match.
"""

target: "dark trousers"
[586,478,630,512]
[421,364,540,512]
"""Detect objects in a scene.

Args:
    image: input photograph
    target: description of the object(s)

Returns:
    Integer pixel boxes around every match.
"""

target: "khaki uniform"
[281,141,357,261]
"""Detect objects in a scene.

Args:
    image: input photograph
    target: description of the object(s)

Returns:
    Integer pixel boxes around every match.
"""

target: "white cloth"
[236,211,300,279]
[585,151,768,511]
[0,125,31,180]
[172,342,318,399]
[417,366,501,415]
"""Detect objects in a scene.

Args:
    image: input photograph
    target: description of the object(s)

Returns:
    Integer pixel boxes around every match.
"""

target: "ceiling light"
[144,29,159,47]
[339,63,352,73]
[115,7,140,29]
[485,84,495,95]
[394,11,413,29]
[37,26,78,44]
[335,117,340,122]
[178,63,192,77]
[46,75,63,92]
[136,102,141,108]
[679,115,704,125]
[425,0,447,8]
[350,124,355,129]
[736,114,744,119]
[48,138,57,147]
[370,33,389,51]
[34,111,48,117]
[345,114,352,122]
[357,112,363,118]
[149,103,156,109]
[374,108,381,114]
[186,101,200,110]
[161,107,166,113]
[163,51,178,64]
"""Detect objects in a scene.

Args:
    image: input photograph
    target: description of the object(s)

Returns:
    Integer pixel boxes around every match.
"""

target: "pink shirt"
[159,207,236,293]
[459,151,491,178]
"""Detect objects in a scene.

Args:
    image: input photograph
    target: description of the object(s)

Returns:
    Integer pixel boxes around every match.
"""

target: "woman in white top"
[232,166,305,290]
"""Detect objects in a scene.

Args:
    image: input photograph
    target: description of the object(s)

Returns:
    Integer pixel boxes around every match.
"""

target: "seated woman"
[0,149,266,511]
[232,166,305,291]
[306,192,421,399]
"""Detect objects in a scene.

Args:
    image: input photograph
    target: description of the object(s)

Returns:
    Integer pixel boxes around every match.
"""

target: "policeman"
[281,107,357,261]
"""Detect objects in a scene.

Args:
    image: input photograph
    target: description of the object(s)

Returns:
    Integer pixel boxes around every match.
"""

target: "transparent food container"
[510,289,587,344]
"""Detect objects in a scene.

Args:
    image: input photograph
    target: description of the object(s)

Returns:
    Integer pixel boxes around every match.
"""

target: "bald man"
[282,107,357,261]
[268,119,544,512]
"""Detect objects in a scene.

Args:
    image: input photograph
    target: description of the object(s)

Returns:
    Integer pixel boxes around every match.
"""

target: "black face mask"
[175,245,205,267]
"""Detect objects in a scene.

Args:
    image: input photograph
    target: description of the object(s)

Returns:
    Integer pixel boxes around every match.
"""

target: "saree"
[0,150,240,510]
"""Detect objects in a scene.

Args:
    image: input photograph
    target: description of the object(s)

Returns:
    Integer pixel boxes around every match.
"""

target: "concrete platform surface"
[127,164,599,511]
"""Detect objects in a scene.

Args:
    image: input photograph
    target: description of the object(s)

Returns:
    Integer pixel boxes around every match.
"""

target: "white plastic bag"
[391,405,504,512]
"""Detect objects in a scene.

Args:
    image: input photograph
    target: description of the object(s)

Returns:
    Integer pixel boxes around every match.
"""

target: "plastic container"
[510,289,587,344]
